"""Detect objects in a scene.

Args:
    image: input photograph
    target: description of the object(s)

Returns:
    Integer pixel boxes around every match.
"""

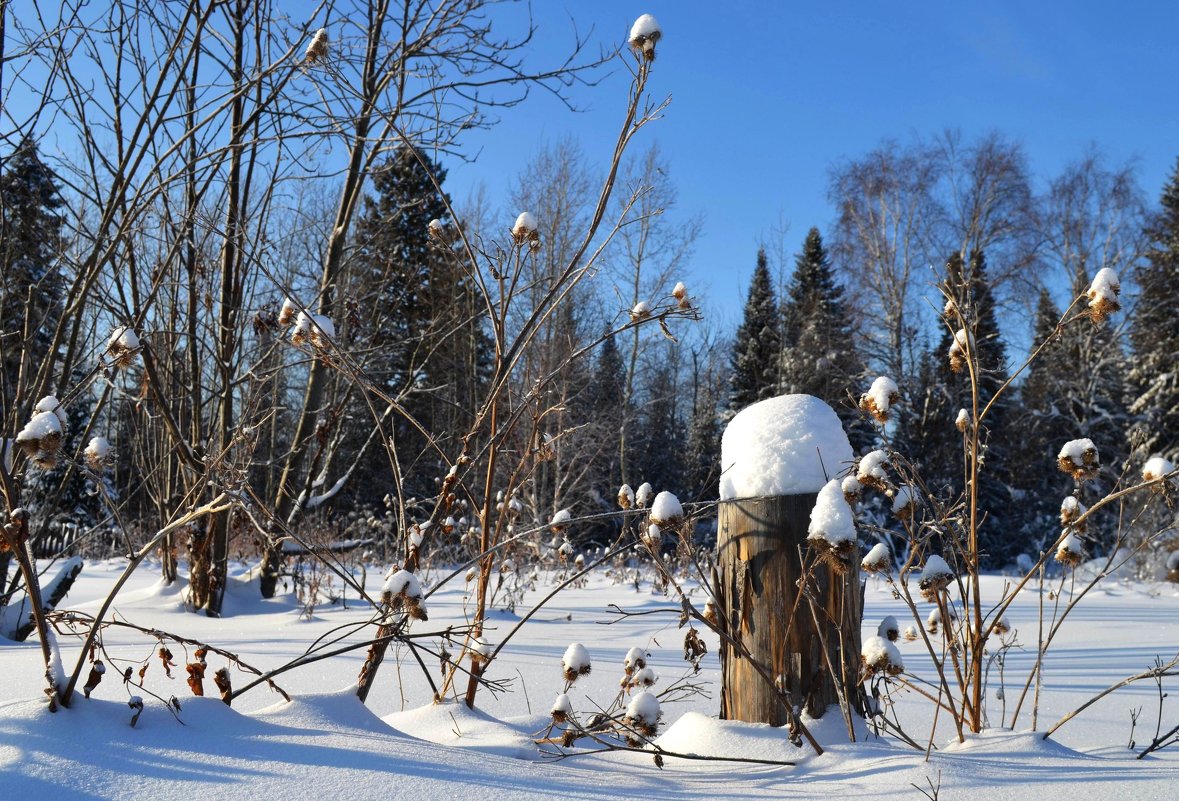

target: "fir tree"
[1012,289,1076,550]
[1128,158,1179,462]
[346,146,490,504]
[0,139,66,406]
[1017,271,1131,554]
[684,394,721,503]
[906,251,1015,565]
[728,249,781,413]
[631,363,685,498]
[587,330,627,485]
[779,227,868,450]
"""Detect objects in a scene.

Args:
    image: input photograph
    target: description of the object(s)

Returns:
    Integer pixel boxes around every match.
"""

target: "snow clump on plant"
[628,14,662,60]
[807,479,858,572]
[561,643,591,683]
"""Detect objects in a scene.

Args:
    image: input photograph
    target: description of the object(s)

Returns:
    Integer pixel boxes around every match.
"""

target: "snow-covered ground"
[2,558,1177,799]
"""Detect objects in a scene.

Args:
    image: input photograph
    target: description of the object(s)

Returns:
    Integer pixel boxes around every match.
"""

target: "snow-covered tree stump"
[716,395,862,724]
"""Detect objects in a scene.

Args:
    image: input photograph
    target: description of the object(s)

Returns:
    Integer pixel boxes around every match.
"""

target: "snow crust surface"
[720,394,852,500]
[2,560,1178,800]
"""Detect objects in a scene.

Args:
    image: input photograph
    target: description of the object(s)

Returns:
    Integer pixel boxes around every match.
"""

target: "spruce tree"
[779,227,867,449]
[1017,269,1131,554]
[347,146,490,504]
[0,139,66,406]
[1012,290,1076,551]
[728,249,781,413]
[1128,158,1179,462]
[587,330,626,484]
[631,364,685,497]
[685,395,721,503]
[906,251,1015,565]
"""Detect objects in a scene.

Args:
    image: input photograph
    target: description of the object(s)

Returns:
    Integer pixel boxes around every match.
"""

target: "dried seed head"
[702,598,718,627]
[1143,456,1176,484]
[550,508,572,534]
[841,474,863,505]
[948,329,970,373]
[1057,438,1100,482]
[107,326,141,369]
[859,376,900,424]
[278,298,298,326]
[561,643,592,684]
[623,646,647,675]
[551,692,572,724]
[918,555,955,602]
[16,411,64,469]
[861,542,892,574]
[1055,531,1085,568]
[1059,495,1087,529]
[382,569,428,621]
[629,300,652,322]
[628,666,658,690]
[649,490,683,526]
[628,14,662,60]
[891,485,918,519]
[623,690,661,739]
[618,484,635,510]
[955,408,969,432]
[860,635,904,679]
[84,436,113,471]
[856,449,892,492]
[305,28,329,64]
[1086,268,1121,324]
[511,211,539,246]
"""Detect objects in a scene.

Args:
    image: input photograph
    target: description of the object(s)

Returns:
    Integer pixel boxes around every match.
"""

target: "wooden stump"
[716,494,862,724]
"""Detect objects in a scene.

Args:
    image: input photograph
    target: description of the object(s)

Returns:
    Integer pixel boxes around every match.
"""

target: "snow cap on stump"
[720,394,853,501]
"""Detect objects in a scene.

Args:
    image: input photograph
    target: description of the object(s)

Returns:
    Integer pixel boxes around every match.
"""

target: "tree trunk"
[717,494,862,723]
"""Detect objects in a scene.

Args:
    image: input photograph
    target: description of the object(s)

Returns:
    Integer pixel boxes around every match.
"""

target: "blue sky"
[443,1,1179,327]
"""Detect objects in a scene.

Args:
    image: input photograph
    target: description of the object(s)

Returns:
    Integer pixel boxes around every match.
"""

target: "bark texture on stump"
[717,494,862,724]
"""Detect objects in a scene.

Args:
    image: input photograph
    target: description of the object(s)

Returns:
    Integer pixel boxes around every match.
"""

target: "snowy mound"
[719,395,853,500]
[655,711,802,763]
